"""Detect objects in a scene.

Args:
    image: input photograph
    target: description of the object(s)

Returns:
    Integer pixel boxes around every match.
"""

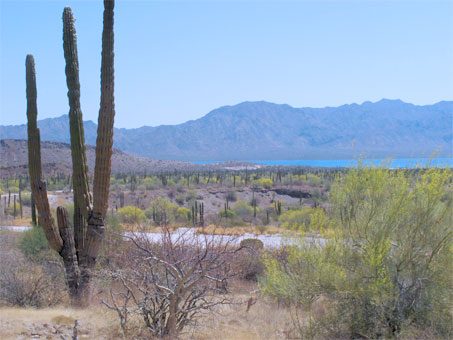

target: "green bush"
[175,194,186,205]
[218,208,237,219]
[18,226,50,260]
[117,206,146,224]
[261,166,453,339]
[305,173,322,186]
[149,197,179,225]
[20,192,32,206]
[176,207,191,222]
[278,207,329,232]
[7,186,20,193]
[253,178,273,189]
[186,190,198,202]
[232,200,254,218]
[8,202,21,216]
[142,177,160,190]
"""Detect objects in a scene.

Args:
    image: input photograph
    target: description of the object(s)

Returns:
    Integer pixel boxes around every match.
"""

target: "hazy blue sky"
[1,0,452,128]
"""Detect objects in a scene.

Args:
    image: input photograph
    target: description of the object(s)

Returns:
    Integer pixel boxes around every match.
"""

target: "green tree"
[261,165,453,339]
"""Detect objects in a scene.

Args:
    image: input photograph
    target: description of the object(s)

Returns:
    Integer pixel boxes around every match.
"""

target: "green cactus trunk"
[25,1,115,307]
[26,54,63,252]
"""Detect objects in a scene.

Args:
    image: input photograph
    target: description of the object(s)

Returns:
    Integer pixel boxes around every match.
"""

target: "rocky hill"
[1,99,451,161]
[0,139,262,178]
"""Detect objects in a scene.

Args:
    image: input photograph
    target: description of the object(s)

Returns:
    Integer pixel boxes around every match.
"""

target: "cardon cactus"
[26,0,115,306]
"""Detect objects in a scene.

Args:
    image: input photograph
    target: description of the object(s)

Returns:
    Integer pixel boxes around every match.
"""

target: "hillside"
[0,139,262,178]
[1,99,451,161]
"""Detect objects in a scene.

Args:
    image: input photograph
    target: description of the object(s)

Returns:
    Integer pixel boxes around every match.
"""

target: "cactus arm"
[63,7,92,217]
[79,0,115,280]
[63,7,92,251]
[92,0,115,221]
[26,54,63,252]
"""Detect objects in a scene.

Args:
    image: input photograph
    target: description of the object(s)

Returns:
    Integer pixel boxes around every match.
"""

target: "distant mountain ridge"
[1,99,451,161]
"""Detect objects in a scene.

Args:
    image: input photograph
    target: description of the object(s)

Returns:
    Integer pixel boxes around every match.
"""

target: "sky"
[1,0,452,129]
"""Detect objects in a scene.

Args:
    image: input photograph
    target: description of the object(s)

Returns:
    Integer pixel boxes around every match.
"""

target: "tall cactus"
[26,55,63,252]
[26,0,115,306]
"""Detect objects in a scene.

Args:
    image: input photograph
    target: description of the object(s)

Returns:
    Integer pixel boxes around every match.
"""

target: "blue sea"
[194,158,452,168]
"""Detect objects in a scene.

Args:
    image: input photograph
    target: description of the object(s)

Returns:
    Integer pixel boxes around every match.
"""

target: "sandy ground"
[0,281,294,340]
[0,307,115,340]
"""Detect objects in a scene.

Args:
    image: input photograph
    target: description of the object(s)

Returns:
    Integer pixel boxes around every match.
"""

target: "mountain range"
[1,99,451,161]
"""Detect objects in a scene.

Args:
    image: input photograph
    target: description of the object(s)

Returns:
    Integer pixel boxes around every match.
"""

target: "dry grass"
[185,298,292,340]
[182,280,293,340]
[0,280,294,340]
[0,306,118,340]
[121,224,285,236]
[196,224,283,236]
[1,218,32,226]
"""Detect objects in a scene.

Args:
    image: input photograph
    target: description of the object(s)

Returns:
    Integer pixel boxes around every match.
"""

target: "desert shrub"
[99,214,126,266]
[102,228,238,338]
[240,238,264,250]
[254,178,273,189]
[18,225,50,260]
[149,197,179,225]
[117,206,146,224]
[175,193,186,205]
[232,200,254,218]
[225,190,237,202]
[279,207,329,232]
[186,190,198,202]
[261,166,453,339]
[234,239,265,281]
[144,207,153,220]
[312,188,321,201]
[305,173,322,186]
[0,248,66,307]
[7,202,21,216]
[20,192,32,206]
[218,208,237,219]
[106,213,123,232]
[176,207,191,222]
[7,186,20,193]
[142,177,160,190]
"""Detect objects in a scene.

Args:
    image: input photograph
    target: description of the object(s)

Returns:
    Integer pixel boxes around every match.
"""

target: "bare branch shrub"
[101,227,241,338]
[0,247,67,307]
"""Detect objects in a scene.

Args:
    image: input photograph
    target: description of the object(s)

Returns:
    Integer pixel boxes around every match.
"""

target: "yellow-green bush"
[253,178,273,189]
[176,207,191,222]
[305,173,322,186]
[232,200,255,217]
[8,202,21,216]
[278,207,329,232]
[149,197,179,225]
[117,206,146,224]
[261,165,453,339]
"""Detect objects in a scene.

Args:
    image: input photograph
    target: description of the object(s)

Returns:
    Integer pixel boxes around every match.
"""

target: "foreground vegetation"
[261,165,453,339]
[1,163,451,339]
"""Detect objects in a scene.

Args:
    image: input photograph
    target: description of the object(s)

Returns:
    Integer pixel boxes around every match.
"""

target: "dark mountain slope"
[1,99,451,161]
